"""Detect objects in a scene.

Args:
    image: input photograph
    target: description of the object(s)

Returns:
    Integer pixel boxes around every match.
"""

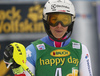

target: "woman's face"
[50,23,68,38]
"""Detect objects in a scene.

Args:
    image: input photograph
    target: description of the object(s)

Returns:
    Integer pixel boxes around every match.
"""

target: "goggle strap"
[72,15,75,22]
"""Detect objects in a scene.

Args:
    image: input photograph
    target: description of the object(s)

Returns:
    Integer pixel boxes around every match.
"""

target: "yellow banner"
[0,4,45,33]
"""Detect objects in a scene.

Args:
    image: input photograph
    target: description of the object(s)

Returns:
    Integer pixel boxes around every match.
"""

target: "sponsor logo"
[15,44,22,55]
[37,43,45,50]
[40,56,79,66]
[72,42,80,49]
[40,58,65,66]
[51,4,69,11]
[68,56,79,66]
[86,59,92,76]
[56,5,69,9]
[67,67,78,76]
[51,4,56,11]
[85,54,92,76]
[85,54,89,59]
[50,49,70,57]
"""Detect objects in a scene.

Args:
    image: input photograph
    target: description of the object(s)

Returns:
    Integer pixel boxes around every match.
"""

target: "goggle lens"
[47,13,72,27]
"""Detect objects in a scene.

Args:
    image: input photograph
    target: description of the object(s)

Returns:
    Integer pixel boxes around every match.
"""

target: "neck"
[49,37,66,47]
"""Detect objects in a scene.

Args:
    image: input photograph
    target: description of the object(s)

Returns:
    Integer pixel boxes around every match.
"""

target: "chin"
[54,36,63,39]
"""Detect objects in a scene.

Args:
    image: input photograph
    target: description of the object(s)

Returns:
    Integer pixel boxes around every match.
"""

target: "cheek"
[50,26,54,31]
[64,27,68,32]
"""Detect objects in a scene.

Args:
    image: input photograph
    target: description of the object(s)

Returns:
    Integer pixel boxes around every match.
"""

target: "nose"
[57,23,62,27]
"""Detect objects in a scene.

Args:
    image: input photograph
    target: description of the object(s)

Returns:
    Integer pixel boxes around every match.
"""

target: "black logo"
[15,44,22,55]
[51,4,56,11]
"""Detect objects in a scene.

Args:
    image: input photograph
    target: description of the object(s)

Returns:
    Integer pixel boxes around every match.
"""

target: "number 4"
[55,68,62,76]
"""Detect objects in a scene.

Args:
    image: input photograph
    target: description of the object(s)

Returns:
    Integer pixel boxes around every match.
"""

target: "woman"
[3,0,93,76]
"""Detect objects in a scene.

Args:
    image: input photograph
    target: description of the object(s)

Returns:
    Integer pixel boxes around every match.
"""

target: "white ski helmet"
[43,0,76,42]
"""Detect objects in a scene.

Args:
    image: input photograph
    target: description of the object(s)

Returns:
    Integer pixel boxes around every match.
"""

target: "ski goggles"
[47,13,72,27]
